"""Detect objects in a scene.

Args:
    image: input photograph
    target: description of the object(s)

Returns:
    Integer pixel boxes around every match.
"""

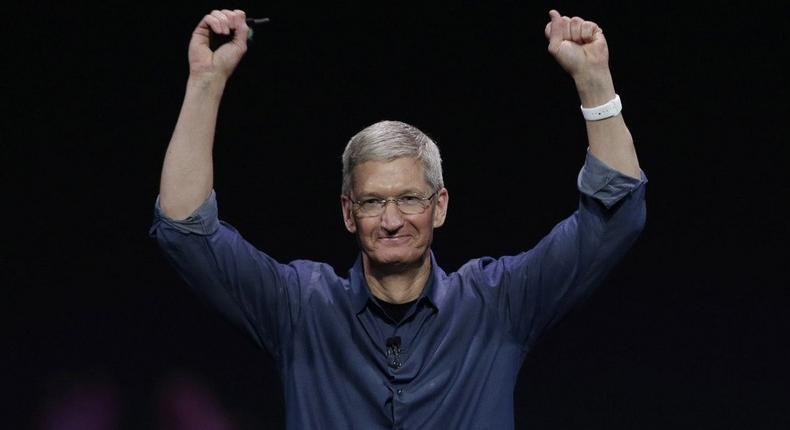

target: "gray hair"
[341,120,444,196]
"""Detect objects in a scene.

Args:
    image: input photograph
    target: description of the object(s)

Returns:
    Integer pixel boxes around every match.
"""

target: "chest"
[290,291,521,387]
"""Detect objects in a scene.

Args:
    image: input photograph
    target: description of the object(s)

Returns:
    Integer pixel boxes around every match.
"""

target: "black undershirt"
[375,297,419,323]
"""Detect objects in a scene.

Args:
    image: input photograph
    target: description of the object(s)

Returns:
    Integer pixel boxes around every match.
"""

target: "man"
[151,8,646,429]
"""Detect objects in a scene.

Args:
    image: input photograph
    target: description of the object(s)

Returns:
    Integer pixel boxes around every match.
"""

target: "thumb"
[229,9,250,50]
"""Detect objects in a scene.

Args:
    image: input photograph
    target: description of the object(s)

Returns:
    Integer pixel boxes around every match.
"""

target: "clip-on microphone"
[386,336,402,369]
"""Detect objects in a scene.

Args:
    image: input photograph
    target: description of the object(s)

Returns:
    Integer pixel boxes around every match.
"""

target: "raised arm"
[545,9,640,179]
[159,10,249,219]
[470,12,647,348]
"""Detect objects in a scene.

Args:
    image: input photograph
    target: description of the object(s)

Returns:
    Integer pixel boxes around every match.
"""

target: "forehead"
[352,157,431,196]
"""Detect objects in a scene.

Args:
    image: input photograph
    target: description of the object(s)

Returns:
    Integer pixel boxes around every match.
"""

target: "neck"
[363,252,432,304]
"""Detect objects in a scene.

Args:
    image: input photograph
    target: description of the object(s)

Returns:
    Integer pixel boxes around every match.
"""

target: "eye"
[399,195,422,204]
[360,198,383,207]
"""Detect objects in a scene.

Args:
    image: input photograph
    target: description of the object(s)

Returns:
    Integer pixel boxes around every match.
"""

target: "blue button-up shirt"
[150,151,646,429]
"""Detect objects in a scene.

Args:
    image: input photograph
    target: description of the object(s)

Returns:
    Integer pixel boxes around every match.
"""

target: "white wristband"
[580,94,622,121]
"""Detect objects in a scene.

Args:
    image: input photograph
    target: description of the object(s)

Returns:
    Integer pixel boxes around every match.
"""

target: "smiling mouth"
[378,236,411,245]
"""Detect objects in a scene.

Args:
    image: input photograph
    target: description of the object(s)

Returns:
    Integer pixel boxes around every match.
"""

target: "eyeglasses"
[351,191,437,217]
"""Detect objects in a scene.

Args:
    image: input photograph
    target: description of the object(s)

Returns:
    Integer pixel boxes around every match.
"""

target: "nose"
[380,200,405,232]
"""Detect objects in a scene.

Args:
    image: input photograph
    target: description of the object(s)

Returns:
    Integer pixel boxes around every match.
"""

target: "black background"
[7,1,789,428]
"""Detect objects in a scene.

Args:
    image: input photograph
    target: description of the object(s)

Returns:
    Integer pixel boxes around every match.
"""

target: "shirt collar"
[349,251,446,314]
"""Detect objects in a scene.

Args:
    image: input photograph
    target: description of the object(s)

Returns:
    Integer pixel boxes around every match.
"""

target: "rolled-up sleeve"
[578,150,647,208]
[149,191,302,361]
[152,191,220,235]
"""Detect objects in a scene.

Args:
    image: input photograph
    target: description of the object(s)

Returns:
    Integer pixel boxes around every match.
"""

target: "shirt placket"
[385,300,436,430]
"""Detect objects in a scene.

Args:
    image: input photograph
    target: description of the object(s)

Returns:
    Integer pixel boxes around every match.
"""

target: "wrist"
[580,94,621,121]
[573,70,615,107]
[187,73,228,95]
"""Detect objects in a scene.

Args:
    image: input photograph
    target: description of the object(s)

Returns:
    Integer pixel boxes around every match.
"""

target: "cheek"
[356,219,377,239]
[411,218,436,243]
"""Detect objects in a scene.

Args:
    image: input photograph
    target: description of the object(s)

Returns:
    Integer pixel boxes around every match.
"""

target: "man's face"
[341,157,449,270]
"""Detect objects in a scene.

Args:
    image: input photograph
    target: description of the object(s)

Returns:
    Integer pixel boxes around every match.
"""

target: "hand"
[188,9,249,82]
[544,10,609,81]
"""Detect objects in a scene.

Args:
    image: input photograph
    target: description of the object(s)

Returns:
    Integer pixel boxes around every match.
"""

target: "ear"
[432,187,449,228]
[340,195,357,233]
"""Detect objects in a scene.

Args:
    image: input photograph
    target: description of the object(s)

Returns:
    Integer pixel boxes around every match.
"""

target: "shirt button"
[396,389,403,395]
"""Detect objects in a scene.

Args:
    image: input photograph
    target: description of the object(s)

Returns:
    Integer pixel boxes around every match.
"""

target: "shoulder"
[285,259,345,282]
[453,254,532,284]
[284,259,351,299]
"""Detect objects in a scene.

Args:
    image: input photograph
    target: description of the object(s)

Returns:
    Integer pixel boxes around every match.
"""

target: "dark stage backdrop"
[7,1,788,428]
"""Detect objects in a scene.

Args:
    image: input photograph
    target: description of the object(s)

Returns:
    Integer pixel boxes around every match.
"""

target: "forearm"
[575,70,640,179]
[159,76,227,220]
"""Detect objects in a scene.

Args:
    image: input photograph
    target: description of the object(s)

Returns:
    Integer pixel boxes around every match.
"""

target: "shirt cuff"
[152,190,220,235]
[577,150,647,209]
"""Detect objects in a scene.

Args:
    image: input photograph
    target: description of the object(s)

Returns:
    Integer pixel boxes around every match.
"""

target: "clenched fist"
[544,10,609,81]
[188,9,250,81]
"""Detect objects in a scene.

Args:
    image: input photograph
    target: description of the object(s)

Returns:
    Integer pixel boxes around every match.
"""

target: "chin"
[368,248,425,268]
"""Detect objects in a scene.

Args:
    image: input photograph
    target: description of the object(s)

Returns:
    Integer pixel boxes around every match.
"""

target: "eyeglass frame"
[349,190,438,217]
